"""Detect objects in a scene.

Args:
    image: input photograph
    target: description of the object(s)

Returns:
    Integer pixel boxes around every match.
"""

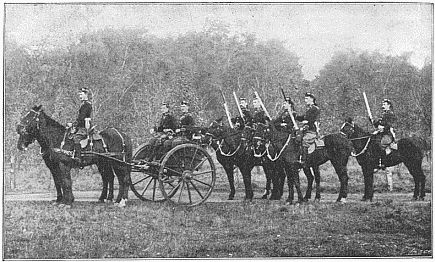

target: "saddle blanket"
[308,138,325,154]
[80,133,104,148]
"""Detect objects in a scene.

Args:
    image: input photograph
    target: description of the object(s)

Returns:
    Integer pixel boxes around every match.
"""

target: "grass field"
[3,152,432,259]
[3,196,431,259]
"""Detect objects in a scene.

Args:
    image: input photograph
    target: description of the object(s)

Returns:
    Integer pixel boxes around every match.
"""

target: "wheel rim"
[130,144,165,202]
[159,144,216,206]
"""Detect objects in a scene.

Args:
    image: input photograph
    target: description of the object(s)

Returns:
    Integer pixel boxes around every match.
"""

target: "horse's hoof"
[98,199,105,203]
[228,195,234,200]
[117,199,127,208]
[51,201,60,206]
[337,198,347,203]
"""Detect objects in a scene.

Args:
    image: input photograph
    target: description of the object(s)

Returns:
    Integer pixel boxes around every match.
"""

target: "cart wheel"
[130,143,165,202]
[159,144,216,206]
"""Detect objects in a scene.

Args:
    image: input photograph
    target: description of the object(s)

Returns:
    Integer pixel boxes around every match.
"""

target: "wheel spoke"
[186,181,193,204]
[177,180,185,203]
[133,174,152,186]
[167,181,182,197]
[192,169,214,177]
[193,156,208,170]
[162,166,183,176]
[152,178,157,201]
[189,147,200,169]
[140,177,153,197]
[191,177,213,188]
[189,180,205,199]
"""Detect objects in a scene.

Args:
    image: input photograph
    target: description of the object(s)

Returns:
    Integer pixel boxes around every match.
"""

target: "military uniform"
[295,93,320,166]
[72,88,92,163]
[252,109,270,126]
[155,112,177,133]
[147,105,178,160]
[272,109,295,132]
[179,112,195,138]
[374,99,397,174]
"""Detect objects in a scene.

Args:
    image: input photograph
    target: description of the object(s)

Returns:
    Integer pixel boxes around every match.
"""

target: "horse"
[340,117,427,201]
[252,123,304,204]
[205,118,282,201]
[16,105,133,207]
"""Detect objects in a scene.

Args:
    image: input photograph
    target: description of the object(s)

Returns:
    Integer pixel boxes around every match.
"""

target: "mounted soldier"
[272,97,296,133]
[252,96,270,126]
[234,97,253,129]
[295,92,320,167]
[70,87,92,163]
[148,102,177,159]
[372,98,397,170]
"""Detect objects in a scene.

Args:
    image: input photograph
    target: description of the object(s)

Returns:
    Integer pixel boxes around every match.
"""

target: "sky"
[5,3,433,80]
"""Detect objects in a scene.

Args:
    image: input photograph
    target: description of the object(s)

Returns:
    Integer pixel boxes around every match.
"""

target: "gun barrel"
[220,89,234,128]
[363,92,373,122]
[233,91,245,122]
[254,91,272,120]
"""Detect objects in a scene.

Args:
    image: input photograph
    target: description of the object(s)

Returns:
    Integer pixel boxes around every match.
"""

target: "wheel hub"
[182,170,193,181]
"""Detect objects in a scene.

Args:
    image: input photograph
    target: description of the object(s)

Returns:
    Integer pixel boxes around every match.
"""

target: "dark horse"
[205,119,282,201]
[16,105,133,207]
[252,123,304,203]
[340,117,427,201]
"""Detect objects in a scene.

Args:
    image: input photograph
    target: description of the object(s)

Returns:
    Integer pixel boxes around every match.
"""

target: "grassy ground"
[3,197,431,259]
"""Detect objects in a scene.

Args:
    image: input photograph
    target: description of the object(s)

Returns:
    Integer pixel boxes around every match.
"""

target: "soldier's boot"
[385,169,393,191]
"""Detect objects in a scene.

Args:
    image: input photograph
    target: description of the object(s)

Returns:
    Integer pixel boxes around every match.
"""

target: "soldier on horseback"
[373,98,397,170]
[71,87,92,163]
[252,96,270,126]
[234,97,253,129]
[295,92,320,167]
[272,97,296,132]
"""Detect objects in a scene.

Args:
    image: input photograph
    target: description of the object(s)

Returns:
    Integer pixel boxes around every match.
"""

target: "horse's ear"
[345,117,353,123]
[36,105,42,111]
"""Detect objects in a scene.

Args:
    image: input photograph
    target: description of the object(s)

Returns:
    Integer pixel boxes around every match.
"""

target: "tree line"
[5,24,431,168]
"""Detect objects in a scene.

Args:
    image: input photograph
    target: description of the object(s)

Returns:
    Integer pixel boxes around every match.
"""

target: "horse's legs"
[269,163,284,200]
[59,163,74,206]
[43,157,63,203]
[239,165,254,200]
[221,161,236,200]
[361,165,375,201]
[331,161,349,202]
[262,164,272,199]
[303,167,314,201]
[286,164,303,204]
[313,166,322,201]
[97,164,113,202]
[404,161,426,200]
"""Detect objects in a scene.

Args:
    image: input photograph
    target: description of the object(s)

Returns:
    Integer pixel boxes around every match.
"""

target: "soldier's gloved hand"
[378,125,384,132]
[150,128,155,134]
[175,129,181,133]
[66,122,73,128]
[302,120,308,124]
[280,123,287,127]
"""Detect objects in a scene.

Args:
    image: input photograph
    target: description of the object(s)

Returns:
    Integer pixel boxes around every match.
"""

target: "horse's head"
[251,123,271,148]
[16,105,43,151]
[340,117,356,139]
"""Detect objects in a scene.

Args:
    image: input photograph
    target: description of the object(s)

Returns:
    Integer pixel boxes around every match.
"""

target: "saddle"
[76,126,104,148]
[308,137,325,154]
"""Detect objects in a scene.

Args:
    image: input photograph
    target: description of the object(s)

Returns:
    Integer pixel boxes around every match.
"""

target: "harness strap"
[217,139,242,157]
[351,137,372,157]
[266,133,292,162]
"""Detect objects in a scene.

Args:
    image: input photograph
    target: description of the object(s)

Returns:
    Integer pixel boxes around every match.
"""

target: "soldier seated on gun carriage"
[372,98,397,169]
[147,102,178,160]
[68,87,93,164]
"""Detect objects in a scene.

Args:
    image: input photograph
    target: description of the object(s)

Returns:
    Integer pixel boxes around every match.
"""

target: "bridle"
[17,109,41,136]
[341,121,372,157]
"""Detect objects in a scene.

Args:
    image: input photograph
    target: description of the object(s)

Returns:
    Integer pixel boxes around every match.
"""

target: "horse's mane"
[40,110,66,130]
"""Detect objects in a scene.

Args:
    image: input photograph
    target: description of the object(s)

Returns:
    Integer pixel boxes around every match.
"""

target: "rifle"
[233,91,245,122]
[252,90,272,121]
[363,92,374,125]
[280,87,298,129]
[220,89,234,129]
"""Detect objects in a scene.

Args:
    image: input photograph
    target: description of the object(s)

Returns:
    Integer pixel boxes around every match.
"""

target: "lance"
[363,91,373,124]
[280,88,298,129]
[233,91,245,122]
[220,89,234,128]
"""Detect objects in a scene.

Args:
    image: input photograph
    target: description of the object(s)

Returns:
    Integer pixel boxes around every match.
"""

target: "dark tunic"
[272,110,295,132]
[179,113,195,127]
[374,109,396,131]
[241,108,253,127]
[252,109,270,125]
[75,100,92,128]
[295,104,320,132]
[155,113,177,132]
